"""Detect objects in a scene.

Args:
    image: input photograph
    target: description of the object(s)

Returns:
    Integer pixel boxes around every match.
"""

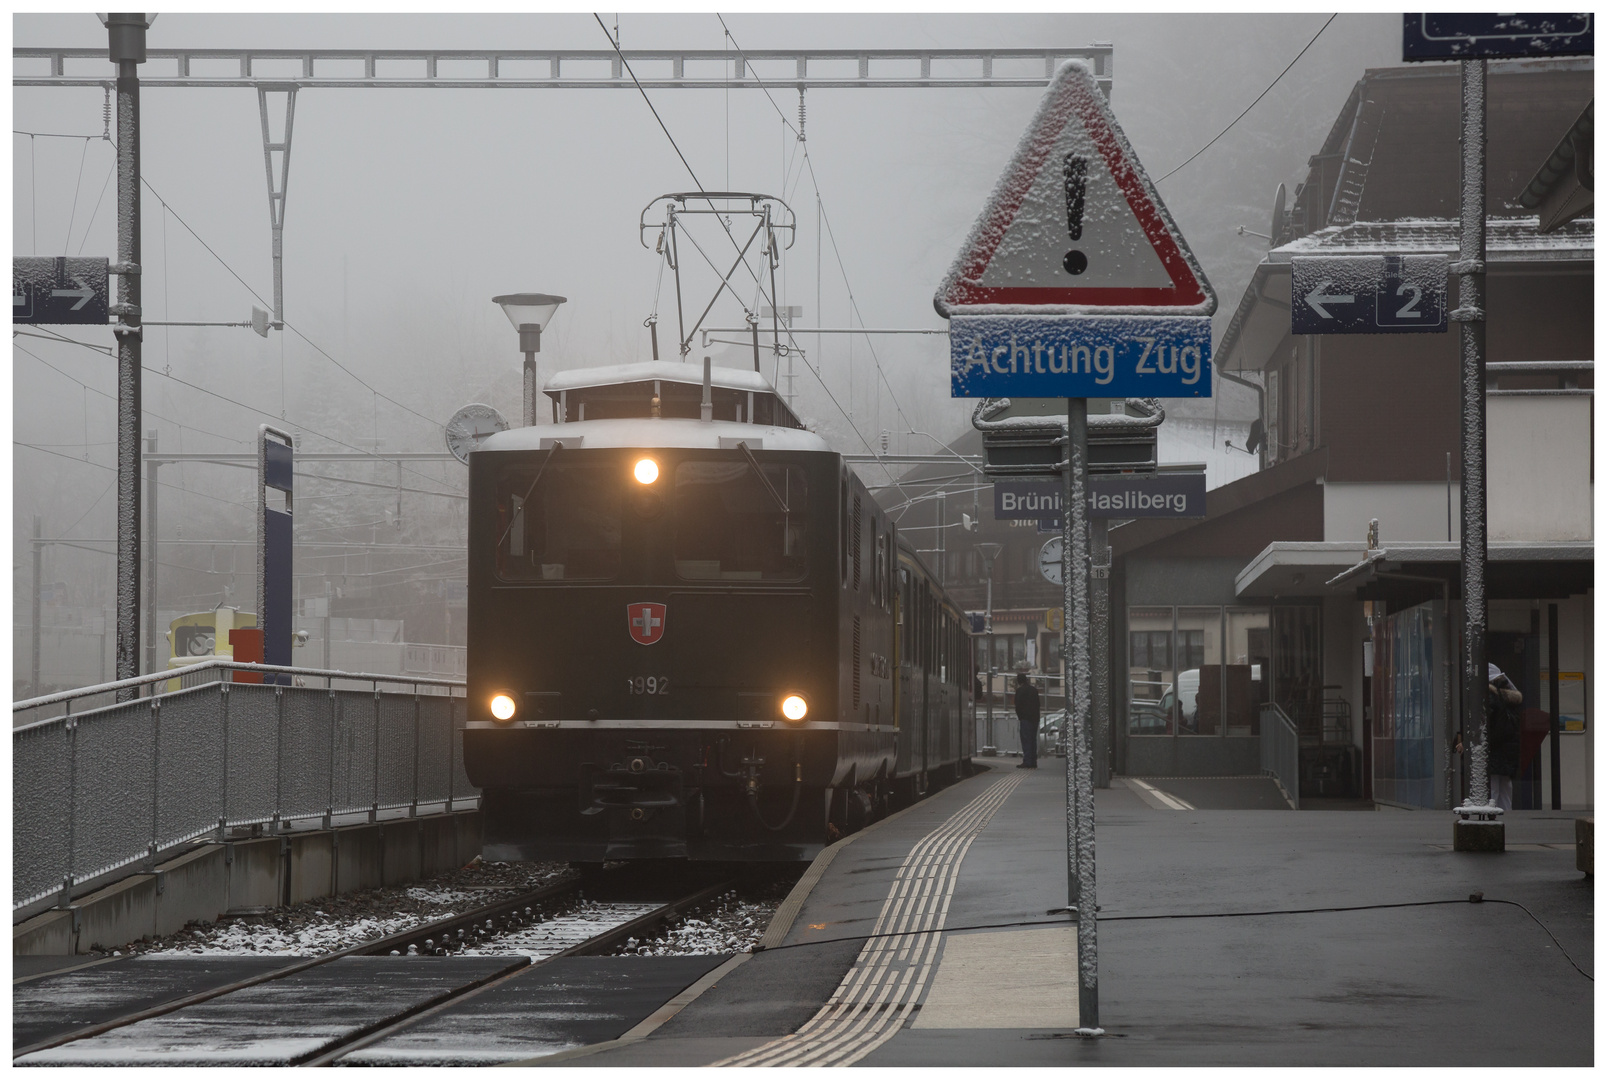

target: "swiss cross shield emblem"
[627,603,667,645]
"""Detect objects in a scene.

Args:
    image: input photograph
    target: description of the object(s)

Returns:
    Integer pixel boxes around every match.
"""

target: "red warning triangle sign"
[936,61,1216,317]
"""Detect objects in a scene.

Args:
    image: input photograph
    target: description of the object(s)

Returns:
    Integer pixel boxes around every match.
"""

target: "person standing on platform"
[1014,667,1039,769]
[1485,662,1523,811]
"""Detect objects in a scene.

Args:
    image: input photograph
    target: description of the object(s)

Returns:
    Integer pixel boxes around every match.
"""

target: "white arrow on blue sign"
[1290,254,1449,336]
[13,256,109,326]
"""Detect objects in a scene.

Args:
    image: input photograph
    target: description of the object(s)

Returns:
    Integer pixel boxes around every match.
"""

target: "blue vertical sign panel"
[263,510,293,674]
[261,435,294,681]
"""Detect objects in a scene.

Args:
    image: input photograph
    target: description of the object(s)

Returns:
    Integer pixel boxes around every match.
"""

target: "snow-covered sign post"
[935,59,1216,1035]
[1399,14,1593,848]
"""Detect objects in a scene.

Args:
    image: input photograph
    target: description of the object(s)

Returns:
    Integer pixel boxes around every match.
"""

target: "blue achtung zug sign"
[950,314,1213,398]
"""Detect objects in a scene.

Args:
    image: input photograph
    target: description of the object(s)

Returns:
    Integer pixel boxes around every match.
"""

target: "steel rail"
[302,879,737,1066]
[9,873,585,1060]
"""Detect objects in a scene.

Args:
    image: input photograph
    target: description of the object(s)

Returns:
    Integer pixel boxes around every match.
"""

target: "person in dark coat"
[1014,669,1040,769]
[1485,662,1522,811]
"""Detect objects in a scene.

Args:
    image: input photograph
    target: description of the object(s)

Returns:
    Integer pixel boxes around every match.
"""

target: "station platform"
[540,759,1593,1068]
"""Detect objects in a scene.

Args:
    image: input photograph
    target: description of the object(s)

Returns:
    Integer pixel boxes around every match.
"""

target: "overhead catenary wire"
[16,442,257,513]
[15,332,457,492]
[13,133,457,434]
[595,14,890,470]
[15,149,456,485]
[61,135,91,253]
[135,171,448,430]
[715,16,920,440]
[1154,13,1337,184]
[14,340,250,447]
[593,13,707,192]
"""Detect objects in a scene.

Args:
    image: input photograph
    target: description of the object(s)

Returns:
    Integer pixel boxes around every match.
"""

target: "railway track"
[14,871,735,1066]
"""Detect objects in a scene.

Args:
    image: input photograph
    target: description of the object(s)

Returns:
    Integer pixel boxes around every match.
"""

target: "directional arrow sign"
[1302,281,1354,321]
[1290,254,1448,336]
[13,257,109,325]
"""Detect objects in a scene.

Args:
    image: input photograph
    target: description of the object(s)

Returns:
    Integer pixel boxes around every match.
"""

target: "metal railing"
[1260,702,1300,810]
[13,659,474,916]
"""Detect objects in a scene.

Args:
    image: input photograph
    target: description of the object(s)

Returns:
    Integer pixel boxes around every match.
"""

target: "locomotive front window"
[673,461,807,581]
[494,463,621,581]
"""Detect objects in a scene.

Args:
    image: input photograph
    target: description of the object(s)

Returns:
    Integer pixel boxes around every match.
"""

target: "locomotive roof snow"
[477,417,834,454]
[543,360,780,397]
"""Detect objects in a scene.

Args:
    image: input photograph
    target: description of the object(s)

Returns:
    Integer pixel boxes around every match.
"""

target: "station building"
[1110,58,1593,808]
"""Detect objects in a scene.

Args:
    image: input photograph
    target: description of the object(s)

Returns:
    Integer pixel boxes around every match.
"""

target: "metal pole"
[256,86,296,327]
[31,515,43,697]
[1090,516,1110,788]
[1455,58,1489,811]
[144,430,158,676]
[1063,396,1099,1032]
[1548,603,1561,809]
[985,578,994,755]
[522,353,537,427]
[109,14,148,701]
[937,491,946,588]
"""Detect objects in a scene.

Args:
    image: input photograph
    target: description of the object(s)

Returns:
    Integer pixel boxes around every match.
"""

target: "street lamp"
[493,293,567,426]
[977,541,1003,757]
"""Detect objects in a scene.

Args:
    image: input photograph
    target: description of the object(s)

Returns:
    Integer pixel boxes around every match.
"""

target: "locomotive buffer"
[935,59,1217,1034]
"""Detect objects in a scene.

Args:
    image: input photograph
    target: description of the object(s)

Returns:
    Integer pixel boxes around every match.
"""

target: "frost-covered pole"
[107,14,149,700]
[1455,58,1489,809]
[1090,516,1110,788]
[1064,396,1099,1032]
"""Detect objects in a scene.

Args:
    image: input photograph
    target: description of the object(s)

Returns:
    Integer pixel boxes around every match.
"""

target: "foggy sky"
[12,12,1403,624]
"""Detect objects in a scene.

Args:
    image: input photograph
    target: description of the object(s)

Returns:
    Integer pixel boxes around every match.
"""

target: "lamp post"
[492,293,567,426]
[977,541,1003,756]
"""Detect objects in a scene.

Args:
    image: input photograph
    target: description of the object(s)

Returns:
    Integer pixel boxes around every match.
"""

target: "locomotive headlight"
[633,457,660,485]
[490,693,518,722]
[781,694,809,722]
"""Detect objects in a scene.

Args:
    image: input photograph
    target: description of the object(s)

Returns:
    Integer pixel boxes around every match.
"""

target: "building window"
[1127,607,1174,736]
[1176,608,1222,736]
[1130,629,1171,670]
[1128,605,1273,738]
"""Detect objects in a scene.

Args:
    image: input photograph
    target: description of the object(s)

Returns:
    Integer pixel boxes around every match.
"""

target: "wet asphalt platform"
[547,759,1593,1068]
[14,760,1592,1066]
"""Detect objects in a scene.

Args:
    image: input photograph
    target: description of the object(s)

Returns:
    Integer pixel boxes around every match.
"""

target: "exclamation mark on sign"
[1063,153,1088,276]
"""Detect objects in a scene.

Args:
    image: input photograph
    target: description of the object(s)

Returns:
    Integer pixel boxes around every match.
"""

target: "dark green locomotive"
[464,361,973,862]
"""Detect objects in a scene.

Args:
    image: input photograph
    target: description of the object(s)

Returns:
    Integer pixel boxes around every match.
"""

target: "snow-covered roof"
[477,416,833,454]
[1267,217,1593,262]
[542,360,779,397]
[1237,539,1594,597]
[1217,215,1593,373]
